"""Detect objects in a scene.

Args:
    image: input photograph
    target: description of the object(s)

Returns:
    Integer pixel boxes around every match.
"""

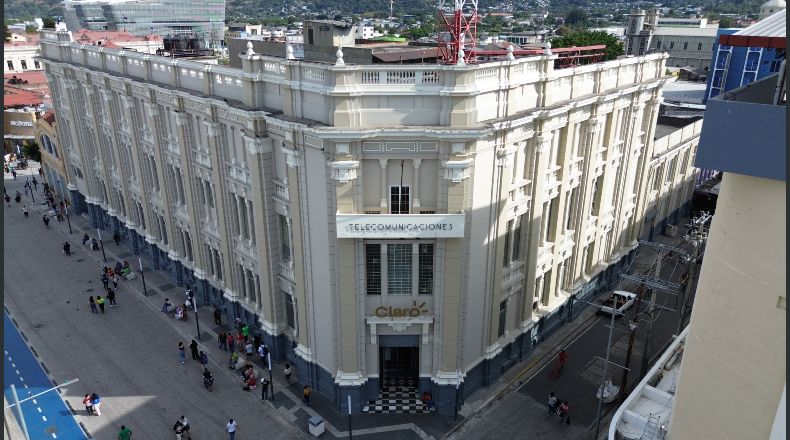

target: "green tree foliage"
[551,30,624,61]
[42,17,56,28]
[718,17,734,27]
[24,24,38,34]
[565,8,588,26]
[4,23,9,41]
[23,142,41,162]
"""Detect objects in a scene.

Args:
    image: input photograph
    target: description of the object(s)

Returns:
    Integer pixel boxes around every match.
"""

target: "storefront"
[4,109,37,154]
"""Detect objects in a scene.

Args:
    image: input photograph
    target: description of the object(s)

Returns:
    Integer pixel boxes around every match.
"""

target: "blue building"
[705,9,786,102]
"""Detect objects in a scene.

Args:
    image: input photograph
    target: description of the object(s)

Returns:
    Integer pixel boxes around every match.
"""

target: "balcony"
[273,180,289,202]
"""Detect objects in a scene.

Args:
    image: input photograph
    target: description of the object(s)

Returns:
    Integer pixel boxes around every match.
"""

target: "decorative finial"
[246,41,255,56]
[457,47,466,66]
[286,43,295,60]
[543,42,552,56]
[335,46,345,66]
[507,44,515,61]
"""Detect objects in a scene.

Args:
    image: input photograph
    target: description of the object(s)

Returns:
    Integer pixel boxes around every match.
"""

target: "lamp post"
[189,289,201,341]
[8,384,30,440]
[267,352,274,402]
[454,369,461,422]
[64,206,72,234]
[138,258,148,296]
[348,394,353,440]
[96,229,107,262]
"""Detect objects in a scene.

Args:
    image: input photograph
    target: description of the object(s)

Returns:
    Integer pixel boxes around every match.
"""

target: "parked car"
[598,290,636,316]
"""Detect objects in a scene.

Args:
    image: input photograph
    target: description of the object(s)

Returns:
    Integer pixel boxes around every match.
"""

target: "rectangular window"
[546,197,558,241]
[497,300,507,337]
[512,218,522,262]
[697,42,702,51]
[279,215,291,262]
[34,60,40,69]
[418,244,434,295]
[387,243,412,294]
[365,244,382,295]
[656,40,661,49]
[284,292,296,329]
[389,186,410,214]
[590,178,602,216]
[566,189,577,230]
[670,41,675,49]
[213,249,223,280]
[20,60,27,70]
[6,60,13,70]
[503,220,512,267]
[683,42,688,50]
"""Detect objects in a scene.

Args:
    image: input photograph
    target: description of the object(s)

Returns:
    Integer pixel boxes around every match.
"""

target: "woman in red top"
[236,332,244,348]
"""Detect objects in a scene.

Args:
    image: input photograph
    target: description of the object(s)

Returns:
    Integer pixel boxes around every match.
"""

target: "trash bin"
[308,415,325,437]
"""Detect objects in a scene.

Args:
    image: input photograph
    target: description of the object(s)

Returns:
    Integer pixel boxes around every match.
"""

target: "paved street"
[3,167,310,439]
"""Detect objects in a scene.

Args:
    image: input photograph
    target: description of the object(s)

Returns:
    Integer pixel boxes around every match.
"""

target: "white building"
[4,33,42,74]
[356,25,375,40]
[39,29,698,415]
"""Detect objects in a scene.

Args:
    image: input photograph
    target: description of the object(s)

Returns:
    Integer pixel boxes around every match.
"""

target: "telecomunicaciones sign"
[336,214,465,239]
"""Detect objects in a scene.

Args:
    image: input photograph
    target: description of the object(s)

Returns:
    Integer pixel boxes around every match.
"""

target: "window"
[34,60,40,69]
[683,42,688,50]
[418,244,434,295]
[503,220,512,267]
[697,42,702,51]
[670,41,675,50]
[590,178,602,216]
[656,40,661,49]
[6,60,13,70]
[390,186,410,214]
[387,244,412,294]
[497,300,507,337]
[511,217,522,262]
[307,28,314,45]
[284,292,296,329]
[546,197,558,241]
[279,215,291,262]
[20,60,27,70]
[365,244,382,295]
[653,166,662,190]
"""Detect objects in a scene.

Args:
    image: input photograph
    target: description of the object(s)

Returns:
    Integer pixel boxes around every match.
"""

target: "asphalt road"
[3,171,309,440]
[4,311,86,439]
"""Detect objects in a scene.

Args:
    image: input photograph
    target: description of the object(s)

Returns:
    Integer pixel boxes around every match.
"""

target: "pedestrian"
[213,306,222,326]
[22,205,28,218]
[218,331,227,351]
[257,342,267,362]
[241,324,250,342]
[32,176,37,191]
[162,298,173,313]
[559,400,570,425]
[4,194,10,206]
[63,242,71,256]
[189,339,199,361]
[245,341,254,358]
[179,416,192,440]
[284,363,293,385]
[199,351,208,367]
[558,349,568,372]
[90,393,101,416]
[236,332,244,349]
[173,419,185,440]
[14,191,20,203]
[117,425,132,440]
[42,214,50,228]
[82,233,90,246]
[113,231,120,245]
[112,274,119,289]
[234,317,242,331]
[39,167,44,177]
[228,351,239,370]
[82,393,94,415]
[548,392,559,415]
[107,289,117,307]
[225,418,238,440]
[303,385,311,406]
[96,296,106,313]
[260,377,269,400]
[101,273,110,290]
[11,169,16,179]
[227,333,235,352]
[89,296,97,314]
[118,425,132,440]
[178,342,186,365]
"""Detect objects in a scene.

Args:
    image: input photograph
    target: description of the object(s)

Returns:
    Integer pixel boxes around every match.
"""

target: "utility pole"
[676,212,711,334]
[639,250,661,378]
[618,283,646,403]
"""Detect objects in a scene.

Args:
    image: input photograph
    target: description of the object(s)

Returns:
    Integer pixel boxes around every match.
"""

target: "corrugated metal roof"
[734,9,786,38]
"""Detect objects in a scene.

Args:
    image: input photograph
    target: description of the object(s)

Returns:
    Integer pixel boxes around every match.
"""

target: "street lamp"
[268,352,274,402]
[96,229,107,262]
[64,206,72,234]
[188,289,201,341]
[138,258,148,296]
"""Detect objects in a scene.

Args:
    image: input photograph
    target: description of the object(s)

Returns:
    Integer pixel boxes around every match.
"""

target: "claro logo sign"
[336,214,465,239]
[374,301,429,318]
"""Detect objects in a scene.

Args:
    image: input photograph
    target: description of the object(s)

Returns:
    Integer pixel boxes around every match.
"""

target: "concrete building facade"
[38,29,697,414]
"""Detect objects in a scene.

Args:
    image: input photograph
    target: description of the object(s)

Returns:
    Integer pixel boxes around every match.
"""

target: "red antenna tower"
[437,0,479,64]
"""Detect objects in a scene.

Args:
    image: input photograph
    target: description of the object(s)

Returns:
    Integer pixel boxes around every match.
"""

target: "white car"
[599,290,637,315]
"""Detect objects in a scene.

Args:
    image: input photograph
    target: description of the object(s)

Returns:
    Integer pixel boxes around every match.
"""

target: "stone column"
[379,159,388,209]
[523,130,553,314]
[412,158,421,209]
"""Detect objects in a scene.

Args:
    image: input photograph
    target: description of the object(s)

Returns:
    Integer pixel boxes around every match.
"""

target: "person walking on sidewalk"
[225,418,238,440]
[22,205,28,218]
[117,425,132,440]
[284,363,294,385]
[113,231,120,246]
[241,324,250,342]
[107,289,117,307]
[162,298,173,313]
[82,393,94,415]
[101,273,110,290]
[189,340,199,361]
[178,342,186,365]
[236,332,244,349]
[42,214,50,228]
[96,296,106,313]
[227,333,235,352]
[303,385,311,406]
[258,342,268,363]
[548,392,559,415]
[260,377,270,400]
[5,194,10,206]
[244,341,254,358]
[89,296,98,314]
[218,332,227,351]
[112,274,119,289]
[178,416,192,440]
[90,393,101,416]
[199,351,208,367]
[558,349,568,372]
[558,400,570,425]
[63,242,71,256]
[173,419,186,440]
[213,306,222,326]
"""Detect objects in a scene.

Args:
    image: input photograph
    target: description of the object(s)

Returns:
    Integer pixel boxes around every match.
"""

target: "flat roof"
[720,9,786,48]
[655,27,719,37]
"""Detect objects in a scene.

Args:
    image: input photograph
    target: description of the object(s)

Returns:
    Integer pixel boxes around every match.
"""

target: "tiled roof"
[4,71,48,85]
[4,86,43,108]
[41,109,56,124]
[73,29,160,45]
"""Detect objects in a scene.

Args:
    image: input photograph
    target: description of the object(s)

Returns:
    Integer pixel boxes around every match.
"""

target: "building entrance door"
[378,335,420,390]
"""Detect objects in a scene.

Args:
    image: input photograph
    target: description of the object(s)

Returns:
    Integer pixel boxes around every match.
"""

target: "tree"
[565,8,588,27]
[22,142,41,162]
[24,24,38,34]
[4,23,9,41]
[42,17,56,29]
[551,30,624,61]
[718,17,734,28]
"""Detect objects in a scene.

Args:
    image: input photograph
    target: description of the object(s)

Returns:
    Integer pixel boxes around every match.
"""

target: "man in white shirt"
[226,418,238,440]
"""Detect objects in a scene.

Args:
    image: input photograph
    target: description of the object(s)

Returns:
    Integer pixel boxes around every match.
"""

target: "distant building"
[225,23,264,39]
[626,10,720,71]
[4,33,42,74]
[62,0,225,46]
[356,25,375,40]
[35,110,71,201]
[760,0,786,19]
[4,84,44,154]
[656,17,714,28]
[705,9,786,101]
[71,29,164,54]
